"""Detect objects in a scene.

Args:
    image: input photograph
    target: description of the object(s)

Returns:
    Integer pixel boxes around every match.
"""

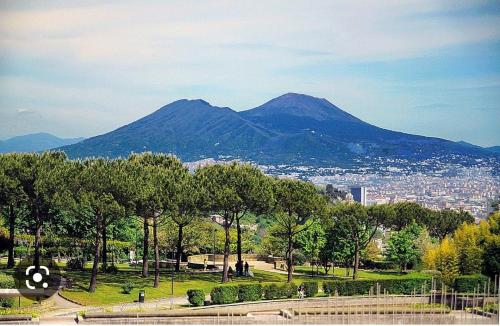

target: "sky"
[0,0,499,147]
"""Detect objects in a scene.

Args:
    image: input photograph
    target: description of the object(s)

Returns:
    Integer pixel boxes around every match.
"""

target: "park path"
[41,292,191,318]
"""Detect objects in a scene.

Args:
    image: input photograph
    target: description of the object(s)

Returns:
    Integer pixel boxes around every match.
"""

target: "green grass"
[293,266,431,280]
[61,269,313,306]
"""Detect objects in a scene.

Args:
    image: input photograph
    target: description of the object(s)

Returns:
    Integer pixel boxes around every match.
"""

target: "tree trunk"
[153,215,160,288]
[142,217,149,277]
[7,205,15,268]
[102,224,107,273]
[236,217,242,274]
[222,223,230,283]
[89,216,101,292]
[353,239,360,280]
[33,213,42,269]
[287,232,293,283]
[175,224,183,272]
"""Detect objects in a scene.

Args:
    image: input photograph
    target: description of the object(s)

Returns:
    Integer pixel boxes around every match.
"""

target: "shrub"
[121,281,134,294]
[454,274,489,293]
[282,283,297,298]
[362,260,395,270]
[263,283,297,300]
[211,285,238,304]
[67,258,85,271]
[263,283,281,300]
[301,281,318,297]
[187,289,205,306]
[0,297,14,308]
[323,278,433,296]
[238,284,262,302]
[0,273,15,308]
[106,265,118,274]
[0,273,15,289]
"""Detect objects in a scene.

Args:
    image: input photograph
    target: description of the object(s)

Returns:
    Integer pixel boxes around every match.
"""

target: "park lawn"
[61,269,313,306]
[293,266,432,280]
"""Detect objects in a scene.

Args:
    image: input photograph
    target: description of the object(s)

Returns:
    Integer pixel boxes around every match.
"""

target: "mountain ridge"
[59,93,498,167]
[0,133,84,154]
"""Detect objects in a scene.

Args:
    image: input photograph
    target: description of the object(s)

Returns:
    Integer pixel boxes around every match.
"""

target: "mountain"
[61,99,275,160]
[60,93,497,167]
[0,133,84,153]
[486,146,500,154]
[456,141,483,150]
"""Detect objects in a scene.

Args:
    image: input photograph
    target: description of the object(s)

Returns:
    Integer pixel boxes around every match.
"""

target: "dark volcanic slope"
[241,93,490,163]
[60,93,496,166]
[61,99,275,160]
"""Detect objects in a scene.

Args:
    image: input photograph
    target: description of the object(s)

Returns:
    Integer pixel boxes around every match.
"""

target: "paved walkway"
[41,292,191,318]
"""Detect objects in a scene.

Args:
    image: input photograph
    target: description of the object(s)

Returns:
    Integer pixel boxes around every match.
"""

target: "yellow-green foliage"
[422,244,439,270]
[434,237,459,286]
[453,222,483,275]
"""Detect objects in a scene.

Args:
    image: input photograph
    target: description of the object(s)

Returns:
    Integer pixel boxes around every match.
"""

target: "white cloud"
[0,0,499,145]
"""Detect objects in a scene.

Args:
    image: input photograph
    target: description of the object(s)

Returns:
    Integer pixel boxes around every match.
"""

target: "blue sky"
[0,0,499,146]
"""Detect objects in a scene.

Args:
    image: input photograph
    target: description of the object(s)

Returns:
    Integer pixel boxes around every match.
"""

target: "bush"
[0,273,15,308]
[454,274,489,293]
[323,278,433,296]
[121,281,134,294]
[263,283,297,300]
[282,283,297,298]
[238,284,262,302]
[211,285,238,304]
[301,281,318,297]
[362,260,395,270]
[263,283,281,300]
[187,289,205,306]
[67,258,85,271]
[0,273,15,289]
[106,265,118,274]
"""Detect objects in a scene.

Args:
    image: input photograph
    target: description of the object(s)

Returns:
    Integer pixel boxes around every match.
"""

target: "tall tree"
[195,163,274,282]
[12,152,68,268]
[272,178,325,282]
[320,220,355,276]
[332,202,386,279]
[167,172,205,272]
[67,158,129,292]
[384,222,423,271]
[128,153,183,287]
[295,219,326,275]
[0,154,26,268]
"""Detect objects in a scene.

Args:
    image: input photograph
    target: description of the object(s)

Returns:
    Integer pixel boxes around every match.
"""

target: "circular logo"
[14,258,63,301]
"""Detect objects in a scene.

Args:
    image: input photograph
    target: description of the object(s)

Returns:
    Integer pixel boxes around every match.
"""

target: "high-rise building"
[349,186,367,206]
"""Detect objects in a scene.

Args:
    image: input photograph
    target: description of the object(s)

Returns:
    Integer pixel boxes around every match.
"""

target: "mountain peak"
[242,92,362,122]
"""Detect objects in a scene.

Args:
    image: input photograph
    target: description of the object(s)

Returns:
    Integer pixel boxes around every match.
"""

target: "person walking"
[244,261,249,276]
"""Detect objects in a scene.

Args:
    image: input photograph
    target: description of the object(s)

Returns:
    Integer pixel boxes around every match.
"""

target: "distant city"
[188,157,499,219]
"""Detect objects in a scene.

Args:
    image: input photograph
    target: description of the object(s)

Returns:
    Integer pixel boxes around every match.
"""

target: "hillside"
[60,93,497,166]
[0,133,84,153]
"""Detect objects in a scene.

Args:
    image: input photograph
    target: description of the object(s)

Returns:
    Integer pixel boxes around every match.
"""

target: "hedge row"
[0,273,15,308]
[263,283,296,300]
[210,285,239,304]
[454,275,489,293]
[207,282,303,305]
[301,281,318,297]
[323,278,433,296]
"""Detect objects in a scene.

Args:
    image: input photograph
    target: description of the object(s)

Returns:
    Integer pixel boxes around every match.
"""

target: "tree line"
[0,152,477,291]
